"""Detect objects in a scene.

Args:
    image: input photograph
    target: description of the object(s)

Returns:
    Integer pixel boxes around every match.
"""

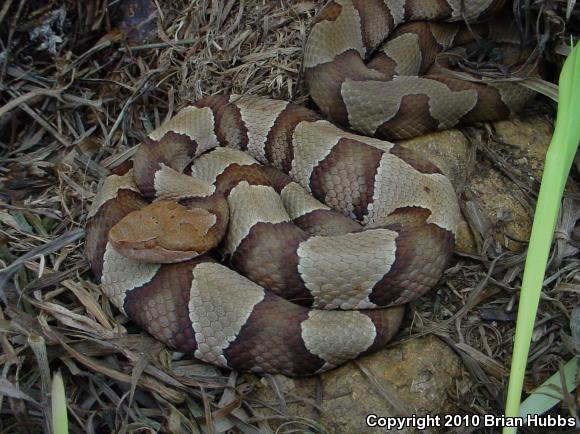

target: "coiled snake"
[85,0,535,375]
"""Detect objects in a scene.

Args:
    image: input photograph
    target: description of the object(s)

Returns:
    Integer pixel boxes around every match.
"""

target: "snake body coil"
[86,0,534,375]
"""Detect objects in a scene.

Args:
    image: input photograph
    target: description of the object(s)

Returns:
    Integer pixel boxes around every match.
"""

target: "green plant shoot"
[503,41,580,434]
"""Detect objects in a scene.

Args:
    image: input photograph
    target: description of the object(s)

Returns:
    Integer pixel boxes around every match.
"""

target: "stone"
[467,162,533,251]
[492,116,553,179]
[247,335,464,434]
[465,116,552,251]
[398,128,471,189]
[397,115,553,253]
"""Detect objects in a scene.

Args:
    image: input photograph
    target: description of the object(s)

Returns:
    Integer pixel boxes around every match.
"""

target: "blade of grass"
[503,41,580,433]
[519,358,578,418]
[51,370,69,434]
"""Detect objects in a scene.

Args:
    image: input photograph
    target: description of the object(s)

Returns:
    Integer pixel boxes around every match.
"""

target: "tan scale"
[378,33,422,76]
[188,262,265,368]
[148,106,219,155]
[233,96,290,163]
[191,147,260,185]
[280,182,330,220]
[341,77,479,136]
[446,0,500,22]
[364,152,461,233]
[289,119,393,189]
[489,81,537,115]
[429,22,460,47]
[301,310,376,369]
[224,182,291,255]
[382,0,406,26]
[303,0,365,68]
[297,228,398,309]
[153,164,215,200]
[101,243,160,314]
[87,170,139,218]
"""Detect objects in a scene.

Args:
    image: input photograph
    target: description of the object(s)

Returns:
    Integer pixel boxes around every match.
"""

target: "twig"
[118,39,197,52]
[0,0,14,29]
[0,88,64,118]
[5,88,72,147]
[0,229,85,299]
[0,0,26,83]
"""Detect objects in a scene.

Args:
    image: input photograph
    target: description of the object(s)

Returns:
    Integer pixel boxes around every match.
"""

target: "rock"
[467,162,533,251]
[492,116,553,179]
[398,128,471,189]
[398,115,553,253]
[465,116,552,251]
[247,335,463,434]
[454,219,478,254]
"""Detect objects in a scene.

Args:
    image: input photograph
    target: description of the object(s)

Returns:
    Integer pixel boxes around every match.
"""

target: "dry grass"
[0,1,578,433]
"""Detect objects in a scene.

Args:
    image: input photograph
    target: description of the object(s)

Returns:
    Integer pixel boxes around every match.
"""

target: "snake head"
[108,199,227,263]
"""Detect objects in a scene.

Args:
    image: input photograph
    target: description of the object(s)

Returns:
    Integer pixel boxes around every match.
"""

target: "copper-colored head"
[109,200,225,263]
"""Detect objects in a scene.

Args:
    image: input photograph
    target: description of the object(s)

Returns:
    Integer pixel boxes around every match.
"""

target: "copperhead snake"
[85,0,536,376]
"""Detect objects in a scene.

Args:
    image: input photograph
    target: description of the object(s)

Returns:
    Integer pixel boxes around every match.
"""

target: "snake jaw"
[110,241,203,263]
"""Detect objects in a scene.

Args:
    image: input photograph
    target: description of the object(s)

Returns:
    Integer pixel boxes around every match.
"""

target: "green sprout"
[51,370,69,434]
[519,358,578,420]
[503,41,580,433]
